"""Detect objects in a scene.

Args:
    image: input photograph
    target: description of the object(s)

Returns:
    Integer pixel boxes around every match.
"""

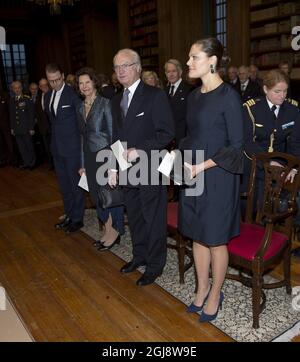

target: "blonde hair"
[141,70,161,88]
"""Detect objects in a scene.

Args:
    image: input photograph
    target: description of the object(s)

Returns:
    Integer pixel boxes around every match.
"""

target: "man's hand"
[29,130,35,136]
[78,168,86,176]
[123,148,139,162]
[108,169,118,188]
[11,129,15,136]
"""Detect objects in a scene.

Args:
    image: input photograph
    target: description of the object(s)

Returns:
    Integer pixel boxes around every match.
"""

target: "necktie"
[271,105,277,120]
[41,93,45,111]
[120,88,130,117]
[169,85,175,97]
[50,90,57,117]
[241,84,246,92]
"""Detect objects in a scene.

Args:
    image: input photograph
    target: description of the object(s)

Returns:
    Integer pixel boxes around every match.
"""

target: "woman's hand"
[270,161,284,168]
[184,162,204,179]
[78,168,86,176]
[183,159,216,179]
[286,168,298,183]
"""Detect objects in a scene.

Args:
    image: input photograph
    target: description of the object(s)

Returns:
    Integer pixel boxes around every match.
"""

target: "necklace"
[84,96,96,107]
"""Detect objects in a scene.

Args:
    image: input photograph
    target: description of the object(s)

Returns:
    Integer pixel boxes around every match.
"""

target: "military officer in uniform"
[242,69,300,216]
[9,81,36,169]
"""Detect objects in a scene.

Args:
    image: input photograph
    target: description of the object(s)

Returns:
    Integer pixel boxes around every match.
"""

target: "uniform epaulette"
[243,98,261,107]
[23,94,30,99]
[287,98,298,107]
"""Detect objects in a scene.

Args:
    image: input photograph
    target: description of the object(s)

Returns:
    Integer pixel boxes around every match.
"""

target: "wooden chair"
[227,152,300,328]
[167,202,193,284]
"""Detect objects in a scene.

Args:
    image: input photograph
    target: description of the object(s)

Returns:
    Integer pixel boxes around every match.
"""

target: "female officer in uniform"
[243,69,300,212]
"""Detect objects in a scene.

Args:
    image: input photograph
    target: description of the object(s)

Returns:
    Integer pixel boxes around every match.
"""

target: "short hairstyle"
[113,48,142,73]
[263,69,289,89]
[45,63,63,74]
[193,37,224,68]
[164,59,182,73]
[75,67,100,91]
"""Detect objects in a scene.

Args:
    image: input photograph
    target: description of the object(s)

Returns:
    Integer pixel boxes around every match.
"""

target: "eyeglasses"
[48,75,62,84]
[113,62,137,72]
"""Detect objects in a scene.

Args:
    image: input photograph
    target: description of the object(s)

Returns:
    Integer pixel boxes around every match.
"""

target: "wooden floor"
[0,165,300,342]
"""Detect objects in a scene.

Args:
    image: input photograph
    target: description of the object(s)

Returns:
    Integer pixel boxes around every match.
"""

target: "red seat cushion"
[228,223,287,261]
[167,202,178,230]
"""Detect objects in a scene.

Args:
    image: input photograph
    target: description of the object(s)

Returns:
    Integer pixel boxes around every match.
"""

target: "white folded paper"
[110,140,132,171]
[157,151,176,177]
[78,172,89,191]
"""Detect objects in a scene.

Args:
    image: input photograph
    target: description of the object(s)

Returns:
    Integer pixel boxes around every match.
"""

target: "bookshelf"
[249,0,300,70]
[128,0,159,71]
[68,20,87,72]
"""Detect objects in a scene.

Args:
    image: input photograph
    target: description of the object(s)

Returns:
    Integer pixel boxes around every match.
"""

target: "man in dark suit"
[45,63,84,234]
[110,48,174,286]
[36,78,53,169]
[227,65,240,93]
[238,65,263,103]
[164,59,193,147]
[9,81,36,170]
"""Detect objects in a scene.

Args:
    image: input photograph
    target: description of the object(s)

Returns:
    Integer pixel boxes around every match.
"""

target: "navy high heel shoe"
[199,291,224,323]
[186,286,211,313]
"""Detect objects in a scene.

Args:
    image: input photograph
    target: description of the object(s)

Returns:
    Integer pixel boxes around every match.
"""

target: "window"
[1,44,28,88]
[215,0,227,48]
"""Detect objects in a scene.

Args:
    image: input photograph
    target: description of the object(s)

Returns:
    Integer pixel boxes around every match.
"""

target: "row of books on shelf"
[141,56,158,67]
[130,11,157,27]
[251,2,300,22]
[131,33,158,47]
[250,0,277,6]
[131,24,158,38]
[138,46,158,57]
[251,51,300,67]
[251,16,300,37]
[251,35,293,52]
[129,0,150,7]
[129,0,156,16]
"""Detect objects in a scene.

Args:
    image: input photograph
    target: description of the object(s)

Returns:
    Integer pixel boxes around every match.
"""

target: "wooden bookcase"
[249,0,300,70]
[128,0,159,72]
[68,19,87,72]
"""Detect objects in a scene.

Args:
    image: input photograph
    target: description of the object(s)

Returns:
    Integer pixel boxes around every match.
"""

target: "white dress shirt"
[49,83,65,115]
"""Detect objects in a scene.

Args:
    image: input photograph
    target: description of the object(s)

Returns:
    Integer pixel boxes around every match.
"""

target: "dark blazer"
[35,93,50,136]
[76,94,113,153]
[100,85,120,100]
[112,81,174,156]
[239,79,263,103]
[165,80,193,145]
[227,78,241,93]
[45,84,81,157]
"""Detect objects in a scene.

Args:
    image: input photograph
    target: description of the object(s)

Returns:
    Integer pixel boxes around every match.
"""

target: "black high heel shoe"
[93,240,104,248]
[186,285,211,313]
[97,235,121,252]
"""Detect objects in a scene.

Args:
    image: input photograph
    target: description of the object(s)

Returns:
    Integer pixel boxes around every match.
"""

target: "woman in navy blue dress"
[179,38,244,322]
